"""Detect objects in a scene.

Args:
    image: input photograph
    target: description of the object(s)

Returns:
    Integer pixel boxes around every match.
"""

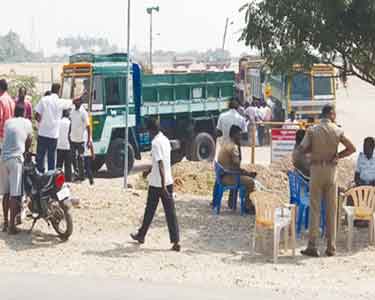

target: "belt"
[311,160,336,166]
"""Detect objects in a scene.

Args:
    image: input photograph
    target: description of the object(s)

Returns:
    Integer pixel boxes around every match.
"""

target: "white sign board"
[271,129,297,162]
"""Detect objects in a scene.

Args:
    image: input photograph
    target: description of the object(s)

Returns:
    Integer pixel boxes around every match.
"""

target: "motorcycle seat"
[35,171,55,187]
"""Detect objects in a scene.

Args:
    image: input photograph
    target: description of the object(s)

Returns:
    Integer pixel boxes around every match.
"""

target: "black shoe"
[89,178,94,185]
[130,233,144,244]
[354,220,368,228]
[301,248,320,257]
[171,243,181,252]
[325,249,336,257]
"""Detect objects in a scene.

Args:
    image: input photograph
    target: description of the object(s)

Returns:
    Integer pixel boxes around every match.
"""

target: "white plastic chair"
[343,186,375,251]
[251,191,296,263]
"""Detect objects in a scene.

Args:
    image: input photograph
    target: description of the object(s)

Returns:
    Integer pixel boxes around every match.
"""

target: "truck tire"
[105,138,135,178]
[191,132,216,162]
[92,156,105,174]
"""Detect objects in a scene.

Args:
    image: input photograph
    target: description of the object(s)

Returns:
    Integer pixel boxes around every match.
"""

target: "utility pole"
[146,6,159,73]
[124,0,131,190]
[222,18,234,52]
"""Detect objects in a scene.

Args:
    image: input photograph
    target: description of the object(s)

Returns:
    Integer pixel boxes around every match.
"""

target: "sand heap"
[136,158,356,200]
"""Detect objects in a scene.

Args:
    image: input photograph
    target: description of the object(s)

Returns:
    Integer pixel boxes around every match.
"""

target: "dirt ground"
[0,175,374,296]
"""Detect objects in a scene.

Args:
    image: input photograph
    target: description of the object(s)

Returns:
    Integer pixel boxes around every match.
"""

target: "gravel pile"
[136,158,356,201]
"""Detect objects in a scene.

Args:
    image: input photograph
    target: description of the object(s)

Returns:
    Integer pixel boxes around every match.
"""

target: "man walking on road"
[35,83,72,173]
[299,105,356,257]
[131,119,181,252]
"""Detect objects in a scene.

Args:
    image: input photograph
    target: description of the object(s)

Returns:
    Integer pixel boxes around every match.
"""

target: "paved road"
[1,272,373,300]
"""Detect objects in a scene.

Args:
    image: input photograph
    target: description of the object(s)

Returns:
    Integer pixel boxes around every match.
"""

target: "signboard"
[271,129,296,162]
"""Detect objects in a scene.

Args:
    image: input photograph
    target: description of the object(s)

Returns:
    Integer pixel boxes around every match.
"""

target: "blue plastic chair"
[287,170,326,237]
[287,171,300,205]
[212,162,247,215]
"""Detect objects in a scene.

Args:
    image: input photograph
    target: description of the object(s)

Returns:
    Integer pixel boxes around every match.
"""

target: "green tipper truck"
[61,53,234,176]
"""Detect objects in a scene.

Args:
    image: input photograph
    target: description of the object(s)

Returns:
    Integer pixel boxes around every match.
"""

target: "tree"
[240,0,375,86]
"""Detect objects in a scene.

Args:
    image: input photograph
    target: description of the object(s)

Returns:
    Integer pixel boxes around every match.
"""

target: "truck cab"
[61,53,138,176]
[239,57,336,120]
[61,53,235,177]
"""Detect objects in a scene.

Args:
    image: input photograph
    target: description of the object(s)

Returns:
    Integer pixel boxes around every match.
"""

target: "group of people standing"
[0,80,95,235]
[35,83,94,184]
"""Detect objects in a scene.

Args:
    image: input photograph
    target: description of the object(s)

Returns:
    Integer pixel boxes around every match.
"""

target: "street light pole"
[222,18,234,51]
[124,0,131,190]
[150,11,153,73]
[147,6,159,74]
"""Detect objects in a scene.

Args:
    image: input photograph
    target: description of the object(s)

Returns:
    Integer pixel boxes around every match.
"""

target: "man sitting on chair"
[217,125,256,213]
[355,137,375,186]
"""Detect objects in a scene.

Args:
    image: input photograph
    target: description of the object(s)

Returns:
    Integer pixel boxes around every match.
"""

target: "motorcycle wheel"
[50,202,73,241]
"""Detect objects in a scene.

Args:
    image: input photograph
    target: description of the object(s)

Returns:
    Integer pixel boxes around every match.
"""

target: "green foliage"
[240,0,375,85]
[0,74,39,105]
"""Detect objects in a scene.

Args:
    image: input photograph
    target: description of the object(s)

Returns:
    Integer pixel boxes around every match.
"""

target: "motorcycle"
[22,153,74,240]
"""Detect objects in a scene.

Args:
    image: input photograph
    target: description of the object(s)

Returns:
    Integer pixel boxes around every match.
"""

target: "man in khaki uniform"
[300,105,356,257]
[218,125,256,212]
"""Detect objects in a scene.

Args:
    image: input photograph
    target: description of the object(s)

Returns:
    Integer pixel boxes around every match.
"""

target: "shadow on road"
[83,242,168,259]
[0,228,64,252]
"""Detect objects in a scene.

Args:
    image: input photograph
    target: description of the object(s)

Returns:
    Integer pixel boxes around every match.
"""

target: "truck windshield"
[290,73,311,101]
[314,76,332,96]
[62,76,91,104]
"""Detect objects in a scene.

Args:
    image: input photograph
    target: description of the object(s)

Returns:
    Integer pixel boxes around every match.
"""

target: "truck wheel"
[191,132,216,162]
[106,138,135,178]
[92,156,105,173]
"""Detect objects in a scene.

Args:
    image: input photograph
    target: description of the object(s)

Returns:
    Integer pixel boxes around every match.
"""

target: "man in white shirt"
[1,104,32,234]
[35,83,72,173]
[131,119,181,252]
[216,100,247,143]
[255,101,266,146]
[245,102,257,145]
[355,137,375,186]
[283,110,300,130]
[69,97,91,181]
[56,109,72,182]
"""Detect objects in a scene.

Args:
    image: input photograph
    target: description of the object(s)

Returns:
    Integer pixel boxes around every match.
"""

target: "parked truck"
[61,53,235,176]
[238,57,336,120]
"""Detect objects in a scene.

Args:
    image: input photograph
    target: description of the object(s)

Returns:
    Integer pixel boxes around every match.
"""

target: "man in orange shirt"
[0,79,15,232]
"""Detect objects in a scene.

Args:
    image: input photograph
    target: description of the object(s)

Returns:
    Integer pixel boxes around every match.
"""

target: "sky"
[1,0,252,56]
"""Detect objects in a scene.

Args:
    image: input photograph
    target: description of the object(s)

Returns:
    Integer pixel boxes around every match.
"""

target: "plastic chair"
[287,170,326,237]
[287,171,300,205]
[251,191,296,263]
[212,162,246,215]
[342,186,375,251]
